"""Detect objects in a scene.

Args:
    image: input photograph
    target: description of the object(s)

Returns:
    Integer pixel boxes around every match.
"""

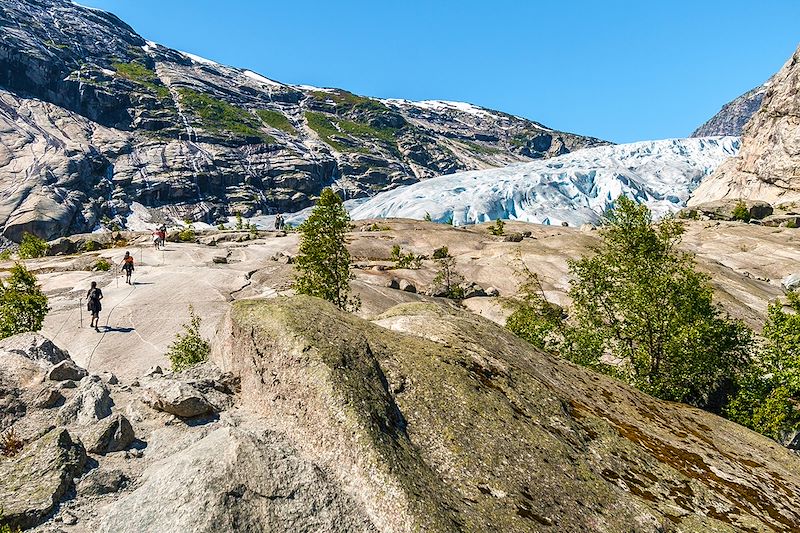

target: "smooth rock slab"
[0,428,86,530]
[98,427,375,533]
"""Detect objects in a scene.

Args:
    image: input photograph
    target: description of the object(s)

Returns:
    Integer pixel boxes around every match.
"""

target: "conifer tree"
[294,188,359,311]
[0,263,49,339]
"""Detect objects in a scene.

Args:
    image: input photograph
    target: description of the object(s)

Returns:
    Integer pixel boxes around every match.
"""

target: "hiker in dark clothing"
[87,281,103,330]
[274,213,283,230]
[121,251,134,284]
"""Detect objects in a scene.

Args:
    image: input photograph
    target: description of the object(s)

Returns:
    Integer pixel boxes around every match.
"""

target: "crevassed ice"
[349,137,740,227]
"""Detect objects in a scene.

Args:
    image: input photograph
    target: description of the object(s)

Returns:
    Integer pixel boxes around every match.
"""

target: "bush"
[294,188,359,311]
[0,249,13,261]
[80,240,102,252]
[0,508,21,533]
[424,212,432,222]
[507,196,753,410]
[167,306,210,372]
[726,292,800,439]
[390,245,422,269]
[178,228,196,242]
[0,263,49,340]
[432,246,449,260]
[732,200,750,223]
[17,233,48,259]
[488,219,506,236]
[235,212,243,230]
[93,258,111,271]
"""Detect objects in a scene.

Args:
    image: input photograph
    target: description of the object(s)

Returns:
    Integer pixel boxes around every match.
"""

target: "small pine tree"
[235,212,244,230]
[0,263,49,339]
[732,200,751,222]
[488,219,506,236]
[432,250,465,299]
[423,212,433,222]
[17,233,48,259]
[167,305,210,372]
[294,188,359,311]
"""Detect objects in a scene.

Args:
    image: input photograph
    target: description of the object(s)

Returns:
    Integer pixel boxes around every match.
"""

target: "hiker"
[121,251,135,284]
[274,213,283,230]
[87,281,103,330]
[158,224,167,248]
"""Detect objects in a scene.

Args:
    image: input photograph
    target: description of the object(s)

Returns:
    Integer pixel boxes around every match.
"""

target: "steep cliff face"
[690,45,800,207]
[691,81,770,137]
[0,0,606,240]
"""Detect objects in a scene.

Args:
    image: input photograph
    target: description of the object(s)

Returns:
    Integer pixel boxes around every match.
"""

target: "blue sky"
[80,0,800,143]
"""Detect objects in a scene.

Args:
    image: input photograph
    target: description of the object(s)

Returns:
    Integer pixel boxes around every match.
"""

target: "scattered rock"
[56,375,113,426]
[485,287,500,297]
[98,371,119,385]
[580,224,596,232]
[33,386,64,409]
[399,279,417,293]
[83,413,135,454]
[271,251,294,264]
[0,428,86,530]
[385,278,400,289]
[780,430,800,450]
[212,256,228,264]
[144,365,163,377]
[521,231,532,238]
[762,214,800,227]
[503,233,524,242]
[141,380,216,418]
[462,283,487,299]
[782,274,800,292]
[561,221,569,227]
[61,512,78,526]
[47,359,88,382]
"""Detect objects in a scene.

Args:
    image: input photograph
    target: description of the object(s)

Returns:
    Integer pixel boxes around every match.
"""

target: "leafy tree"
[294,188,359,311]
[508,196,752,410]
[17,232,48,259]
[731,200,751,223]
[0,263,50,339]
[167,305,210,372]
[390,245,422,269]
[726,292,800,439]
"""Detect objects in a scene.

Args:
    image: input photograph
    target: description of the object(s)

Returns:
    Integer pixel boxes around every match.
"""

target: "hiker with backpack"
[121,251,135,284]
[87,281,103,330]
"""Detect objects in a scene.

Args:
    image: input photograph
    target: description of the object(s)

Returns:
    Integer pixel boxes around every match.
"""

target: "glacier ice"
[348,137,740,226]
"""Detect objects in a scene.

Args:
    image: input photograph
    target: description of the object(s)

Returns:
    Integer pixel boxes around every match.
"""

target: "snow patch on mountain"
[349,137,740,227]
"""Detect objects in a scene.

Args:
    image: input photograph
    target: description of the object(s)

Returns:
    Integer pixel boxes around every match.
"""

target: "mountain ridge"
[0,0,607,240]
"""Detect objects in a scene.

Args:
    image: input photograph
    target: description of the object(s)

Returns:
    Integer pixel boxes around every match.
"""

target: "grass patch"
[460,140,503,155]
[256,109,297,134]
[305,111,401,153]
[178,88,273,142]
[310,90,391,114]
[112,61,171,99]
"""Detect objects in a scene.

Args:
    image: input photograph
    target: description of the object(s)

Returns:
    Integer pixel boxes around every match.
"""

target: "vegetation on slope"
[112,61,170,99]
[256,109,296,134]
[178,88,273,142]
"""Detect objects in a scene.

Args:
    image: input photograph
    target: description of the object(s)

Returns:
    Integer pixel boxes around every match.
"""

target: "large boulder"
[217,296,800,532]
[141,380,217,418]
[0,428,86,530]
[56,375,113,426]
[0,332,70,367]
[47,359,89,382]
[98,427,376,533]
[83,413,135,454]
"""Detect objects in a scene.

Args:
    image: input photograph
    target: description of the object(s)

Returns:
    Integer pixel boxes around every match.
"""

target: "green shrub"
[0,249,13,261]
[0,263,49,340]
[432,246,449,260]
[235,212,244,230]
[167,306,210,372]
[488,219,506,236]
[732,200,750,222]
[424,212,432,222]
[390,245,422,269]
[112,61,170,99]
[178,228,196,242]
[80,240,102,252]
[93,258,111,271]
[0,508,21,533]
[786,219,798,229]
[17,233,48,259]
[726,292,800,439]
[294,188,359,311]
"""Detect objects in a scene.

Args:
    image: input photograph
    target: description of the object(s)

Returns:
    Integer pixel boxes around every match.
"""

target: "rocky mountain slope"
[0,0,606,241]
[692,81,771,137]
[690,44,800,207]
[346,137,739,226]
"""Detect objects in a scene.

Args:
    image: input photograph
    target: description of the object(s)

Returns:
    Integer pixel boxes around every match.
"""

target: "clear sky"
[79,0,800,143]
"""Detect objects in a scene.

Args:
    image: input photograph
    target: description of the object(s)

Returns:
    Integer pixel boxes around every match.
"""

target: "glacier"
[347,137,740,227]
